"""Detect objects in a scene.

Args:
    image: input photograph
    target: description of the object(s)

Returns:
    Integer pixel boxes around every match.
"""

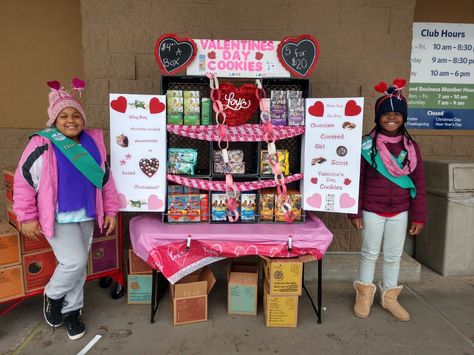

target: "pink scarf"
[374,133,417,177]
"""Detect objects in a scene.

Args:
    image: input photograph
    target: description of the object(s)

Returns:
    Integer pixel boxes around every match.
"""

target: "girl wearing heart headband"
[348,79,427,322]
[13,78,119,340]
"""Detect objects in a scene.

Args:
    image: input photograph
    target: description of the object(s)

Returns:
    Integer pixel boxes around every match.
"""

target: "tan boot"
[353,281,376,318]
[379,283,411,321]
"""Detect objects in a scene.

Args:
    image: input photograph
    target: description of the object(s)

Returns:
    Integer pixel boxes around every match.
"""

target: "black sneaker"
[43,294,64,327]
[63,310,86,340]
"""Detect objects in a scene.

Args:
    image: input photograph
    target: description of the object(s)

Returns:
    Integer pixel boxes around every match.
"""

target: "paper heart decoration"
[154,33,197,75]
[117,193,127,209]
[306,193,322,209]
[308,101,324,117]
[393,78,407,89]
[47,80,61,90]
[139,158,159,177]
[148,194,163,210]
[311,177,318,184]
[208,51,216,59]
[339,193,356,208]
[71,77,86,90]
[220,82,259,126]
[343,178,352,185]
[277,34,320,77]
[234,245,258,257]
[111,96,127,113]
[149,97,165,114]
[374,81,388,93]
[344,100,361,116]
[255,52,263,60]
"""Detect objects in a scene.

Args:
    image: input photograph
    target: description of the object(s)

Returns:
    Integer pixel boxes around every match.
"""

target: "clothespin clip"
[186,234,192,251]
[288,235,293,252]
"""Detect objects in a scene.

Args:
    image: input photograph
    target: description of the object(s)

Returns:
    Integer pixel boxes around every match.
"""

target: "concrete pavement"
[1,264,473,355]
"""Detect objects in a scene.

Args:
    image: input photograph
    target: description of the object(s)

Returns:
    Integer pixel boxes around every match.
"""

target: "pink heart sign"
[339,193,356,208]
[306,193,322,209]
[148,194,163,210]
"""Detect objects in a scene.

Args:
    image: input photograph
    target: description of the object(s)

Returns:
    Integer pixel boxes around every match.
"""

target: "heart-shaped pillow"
[220,83,259,126]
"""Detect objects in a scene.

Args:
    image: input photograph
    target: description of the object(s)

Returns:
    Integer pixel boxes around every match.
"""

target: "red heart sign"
[311,177,318,184]
[255,52,263,60]
[308,101,324,117]
[208,51,216,59]
[149,97,165,114]
[220,82,259,126]
[344,178,352,185]
[111,96,127,113]
[344,100,361,116]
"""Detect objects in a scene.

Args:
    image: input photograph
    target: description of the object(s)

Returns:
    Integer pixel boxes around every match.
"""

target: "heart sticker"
[306,193,322,209]
[220,82,259,126]
[339,193,356,208]
[255,52,263,60]
[277,34,320,77]
[344,100,362,116]
[343,178,352,185]
[139,158,159,177]
[149,97,165,114]
[111,96,127,113]
[311,177,318,184]
[154,33,197,75]
[208,51,216,59]
[308,101,324,117]
[148,194,163,210]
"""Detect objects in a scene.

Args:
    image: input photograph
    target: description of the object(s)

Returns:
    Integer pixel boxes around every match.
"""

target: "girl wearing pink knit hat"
[13,78,119,340]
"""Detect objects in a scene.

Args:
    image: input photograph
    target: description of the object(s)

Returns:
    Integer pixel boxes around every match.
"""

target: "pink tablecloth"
[130,213,333,284]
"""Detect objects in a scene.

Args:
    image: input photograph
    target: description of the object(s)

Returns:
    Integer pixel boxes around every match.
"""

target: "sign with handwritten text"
[110,94,167,211]
[186,39,290,78]
[301,98,364,214]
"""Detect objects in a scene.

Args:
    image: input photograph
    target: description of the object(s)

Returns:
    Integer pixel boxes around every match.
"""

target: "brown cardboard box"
[92,219,117,239]
[0,264,25,302]
[128,249,152,274]
[6,201,20,230]
[20,232,50,255]
[227,261,258,316]
[263,280,298,327]
[0,222,21,267]
[261,256,306,296]
[170,267,216,325]
[22,249,57,292]
[4,168,14,203]
[127,264,152,304]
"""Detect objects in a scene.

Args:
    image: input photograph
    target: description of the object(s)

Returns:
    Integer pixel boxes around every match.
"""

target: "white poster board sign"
[301,98,363,214]
[109,94,167,212]
[186,39,290,78]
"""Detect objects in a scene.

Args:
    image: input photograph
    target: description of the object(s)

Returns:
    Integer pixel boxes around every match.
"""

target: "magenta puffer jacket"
[349,137,427,223]
[13,128,119,238]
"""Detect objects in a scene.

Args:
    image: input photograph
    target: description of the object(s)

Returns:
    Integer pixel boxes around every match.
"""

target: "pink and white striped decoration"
[167,124,304,142]
[167,173,304,191]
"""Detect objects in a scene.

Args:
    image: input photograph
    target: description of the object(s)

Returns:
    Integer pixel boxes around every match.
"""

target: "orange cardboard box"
[6,201,20,230]
[4,168,14,203]
[0,222,21,267]
[20,232,50,255]
[0,264,25,302]
[128,249,152,275]
[263,279,298,328]
[22,249,57,293]
[170,267,216,325]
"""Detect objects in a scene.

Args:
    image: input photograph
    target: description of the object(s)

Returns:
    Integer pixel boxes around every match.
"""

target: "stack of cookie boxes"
[2,169,57,298]
[261,256,306,327]
[87,221,119,277]
[127,249,153,304]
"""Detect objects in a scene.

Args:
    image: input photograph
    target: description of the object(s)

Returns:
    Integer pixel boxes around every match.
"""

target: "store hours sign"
[408,23,474,130]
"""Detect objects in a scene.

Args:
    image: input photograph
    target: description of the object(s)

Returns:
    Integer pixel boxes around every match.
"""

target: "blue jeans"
[359,210,408,288]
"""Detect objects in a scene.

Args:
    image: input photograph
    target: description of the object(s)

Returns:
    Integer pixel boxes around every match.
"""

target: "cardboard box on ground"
[170,267,216,325]
[228,258,258,316]
[127,249,154,305]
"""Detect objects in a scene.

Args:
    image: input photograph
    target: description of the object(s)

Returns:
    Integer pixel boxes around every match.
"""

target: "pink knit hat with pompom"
[46,78,86,127]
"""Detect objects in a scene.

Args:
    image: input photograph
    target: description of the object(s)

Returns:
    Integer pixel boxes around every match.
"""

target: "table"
[129,213,333,324]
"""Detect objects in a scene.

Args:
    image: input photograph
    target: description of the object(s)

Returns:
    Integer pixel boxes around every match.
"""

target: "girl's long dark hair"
[368,124,415,172]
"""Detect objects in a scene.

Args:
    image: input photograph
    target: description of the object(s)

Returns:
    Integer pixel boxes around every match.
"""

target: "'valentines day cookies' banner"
[186,39,290,78]
[301,98,364,214]
[110,94,167,212]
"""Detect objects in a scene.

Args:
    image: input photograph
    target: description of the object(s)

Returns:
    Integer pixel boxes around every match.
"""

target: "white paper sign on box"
[109,94,167,212]
[301,98,364,214]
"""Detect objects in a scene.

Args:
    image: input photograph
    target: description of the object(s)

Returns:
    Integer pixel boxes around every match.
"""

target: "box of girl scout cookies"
[227,260,258,316]
[22,249,57,292]
[263,280,298,327]
[128,249,152,274]
[3,168,14,203]
[261,256,304,296]
[6,201,20,230]
[89,237,118,276]
[92,220,117,239]
[20,232,50,255]
[170,267,216,325]
[0,264,25,302]
[0,222,21,267]
[127,249,153,304]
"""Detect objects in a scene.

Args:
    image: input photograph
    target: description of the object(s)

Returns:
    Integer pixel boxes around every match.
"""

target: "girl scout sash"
[34,128,104,189]
[361,136,416,198]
